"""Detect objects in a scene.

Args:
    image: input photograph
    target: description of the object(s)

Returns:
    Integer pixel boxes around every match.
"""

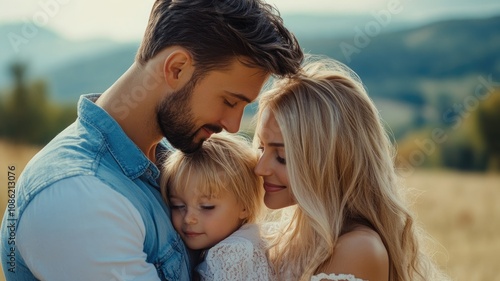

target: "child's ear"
[238,208,249,220]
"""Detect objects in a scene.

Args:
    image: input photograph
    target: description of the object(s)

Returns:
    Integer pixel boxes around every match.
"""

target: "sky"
[1,0,500,42]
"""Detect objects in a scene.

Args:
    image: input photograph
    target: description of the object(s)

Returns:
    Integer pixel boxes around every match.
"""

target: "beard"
[156,79,222,153]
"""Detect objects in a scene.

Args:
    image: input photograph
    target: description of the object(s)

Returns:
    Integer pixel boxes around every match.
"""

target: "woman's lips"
[263,182,286,192]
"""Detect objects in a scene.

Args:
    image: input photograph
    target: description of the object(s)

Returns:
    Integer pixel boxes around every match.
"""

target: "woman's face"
[254,108,295,209]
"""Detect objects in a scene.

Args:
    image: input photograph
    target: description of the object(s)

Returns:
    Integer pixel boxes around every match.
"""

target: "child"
[161,132,274,280]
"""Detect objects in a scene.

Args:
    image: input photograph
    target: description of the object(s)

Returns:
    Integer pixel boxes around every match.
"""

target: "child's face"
[168,174,248,250]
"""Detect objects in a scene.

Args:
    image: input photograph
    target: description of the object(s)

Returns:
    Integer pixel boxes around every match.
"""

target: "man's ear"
[163,49,194,90]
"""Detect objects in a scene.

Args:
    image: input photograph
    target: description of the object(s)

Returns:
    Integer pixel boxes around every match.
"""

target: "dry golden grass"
[0,140,41,280]
[0,140,41,213]
[404,170,500,281]
[0,141,499,280]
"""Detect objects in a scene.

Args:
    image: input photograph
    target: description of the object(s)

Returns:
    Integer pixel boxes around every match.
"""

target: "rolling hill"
[1,15,499,136]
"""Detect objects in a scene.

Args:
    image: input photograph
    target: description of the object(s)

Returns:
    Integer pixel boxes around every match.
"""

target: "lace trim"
[311,273,365,281]
[197,226,273,280]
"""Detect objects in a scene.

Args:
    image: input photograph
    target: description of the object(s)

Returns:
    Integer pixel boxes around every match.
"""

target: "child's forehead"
[169,175,226,198]
[169,186,225,202]
[171,167,226,186]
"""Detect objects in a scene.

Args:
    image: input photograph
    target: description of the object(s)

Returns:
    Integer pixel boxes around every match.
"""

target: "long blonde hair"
[255,58,447,280]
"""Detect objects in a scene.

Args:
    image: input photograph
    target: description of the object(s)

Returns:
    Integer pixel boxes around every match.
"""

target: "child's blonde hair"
[161,132,263,224]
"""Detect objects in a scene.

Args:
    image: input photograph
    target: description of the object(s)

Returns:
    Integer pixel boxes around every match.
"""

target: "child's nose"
[184,209,198,224]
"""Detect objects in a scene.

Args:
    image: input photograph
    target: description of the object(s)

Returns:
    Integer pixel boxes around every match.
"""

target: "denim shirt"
[0,94,191,280]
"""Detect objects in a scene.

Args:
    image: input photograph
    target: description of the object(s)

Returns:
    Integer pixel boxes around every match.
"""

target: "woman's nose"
[254,154,271,176]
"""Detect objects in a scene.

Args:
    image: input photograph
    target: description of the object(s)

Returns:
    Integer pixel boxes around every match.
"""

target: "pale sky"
[1,0,500,42]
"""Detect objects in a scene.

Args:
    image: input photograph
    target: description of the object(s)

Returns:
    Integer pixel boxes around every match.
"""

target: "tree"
[2,62,31,141]
[0,61,76,145]
[476,89,500,171]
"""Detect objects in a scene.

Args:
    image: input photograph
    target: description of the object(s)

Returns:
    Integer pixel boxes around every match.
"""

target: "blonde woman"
[161,133,273,280]
[254,58,449,281]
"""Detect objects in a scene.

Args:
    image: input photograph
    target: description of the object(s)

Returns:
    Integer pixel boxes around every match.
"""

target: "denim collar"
[77,94,162,180]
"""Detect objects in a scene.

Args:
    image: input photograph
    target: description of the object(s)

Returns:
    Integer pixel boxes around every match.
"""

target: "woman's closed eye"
[257,146,286,164]
[276,155,286,164]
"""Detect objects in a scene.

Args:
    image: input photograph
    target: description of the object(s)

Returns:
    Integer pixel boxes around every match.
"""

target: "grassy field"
[404,170,500,280]
[0,140,499,280]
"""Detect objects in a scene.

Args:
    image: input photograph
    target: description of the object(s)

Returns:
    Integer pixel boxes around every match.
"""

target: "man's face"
[157,59,269,153]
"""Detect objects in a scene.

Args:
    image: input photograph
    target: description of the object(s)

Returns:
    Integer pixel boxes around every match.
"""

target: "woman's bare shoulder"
[317,226,389,281]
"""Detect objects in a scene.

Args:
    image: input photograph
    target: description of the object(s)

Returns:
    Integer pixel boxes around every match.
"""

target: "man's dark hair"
[136,0,303,77]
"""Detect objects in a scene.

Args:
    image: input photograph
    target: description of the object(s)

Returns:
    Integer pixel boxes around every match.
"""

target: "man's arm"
[16,176,161,281]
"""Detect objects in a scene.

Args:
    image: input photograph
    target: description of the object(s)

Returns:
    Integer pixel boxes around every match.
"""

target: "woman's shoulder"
[317,226,389,281]
[337,226,387,255]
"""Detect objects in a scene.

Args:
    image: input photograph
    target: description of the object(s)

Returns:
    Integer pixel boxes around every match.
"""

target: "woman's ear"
[163,49,194,90]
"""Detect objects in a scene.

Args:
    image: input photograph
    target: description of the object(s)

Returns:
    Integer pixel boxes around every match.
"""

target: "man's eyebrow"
[226,91,253,103]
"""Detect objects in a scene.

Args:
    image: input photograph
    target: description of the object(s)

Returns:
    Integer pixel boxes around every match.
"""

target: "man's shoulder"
[18,122,107,196]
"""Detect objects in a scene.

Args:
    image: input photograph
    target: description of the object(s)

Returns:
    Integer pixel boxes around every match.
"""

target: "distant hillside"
[47,43,139,103]
[300,15,500,100]
[1,15,499,137]
[371,15,498,79]
[0,23,120,87]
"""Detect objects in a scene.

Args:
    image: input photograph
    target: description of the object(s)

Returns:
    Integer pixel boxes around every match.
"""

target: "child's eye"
[170,205,185,210]
[200,205,215,210]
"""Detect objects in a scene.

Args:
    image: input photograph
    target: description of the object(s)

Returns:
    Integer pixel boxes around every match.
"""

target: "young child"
[161,132,274,280]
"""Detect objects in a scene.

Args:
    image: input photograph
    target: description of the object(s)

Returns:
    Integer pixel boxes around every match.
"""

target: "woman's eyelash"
[277,156,286,164]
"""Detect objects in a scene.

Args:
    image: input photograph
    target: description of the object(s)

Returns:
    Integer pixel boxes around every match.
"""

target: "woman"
[253,58,448,281]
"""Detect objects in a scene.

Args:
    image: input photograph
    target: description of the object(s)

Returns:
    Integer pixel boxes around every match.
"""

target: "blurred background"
[1,0,499,280]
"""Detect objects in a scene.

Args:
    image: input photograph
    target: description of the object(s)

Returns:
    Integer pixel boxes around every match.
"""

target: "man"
[0,0,303,280]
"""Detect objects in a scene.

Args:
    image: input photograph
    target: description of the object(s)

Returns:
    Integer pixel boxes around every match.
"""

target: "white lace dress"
[280,267,365,281]
[310,273,365,281]
[195,223,274,281]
